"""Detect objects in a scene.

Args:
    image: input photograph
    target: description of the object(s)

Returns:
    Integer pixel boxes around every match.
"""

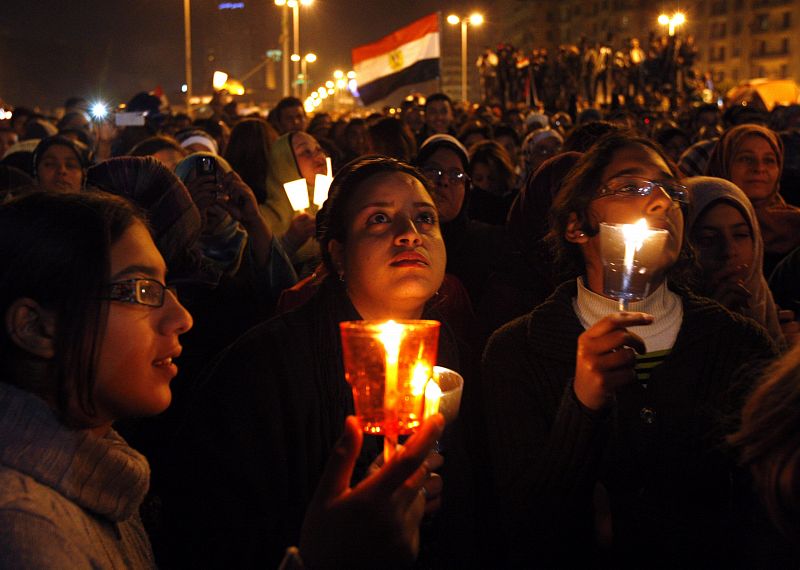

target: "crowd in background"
[2,84,800,568]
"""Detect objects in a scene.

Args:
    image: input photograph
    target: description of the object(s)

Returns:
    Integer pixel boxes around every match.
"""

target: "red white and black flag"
[351,13,440,105]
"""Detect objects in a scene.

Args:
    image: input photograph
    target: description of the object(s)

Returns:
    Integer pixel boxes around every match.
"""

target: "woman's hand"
[574,312,653,410]
[284,212,316,251]
[217,171,260,228]
[299,415,445,569]
[367,448,444,516]
[184,173,220,224]
[708,265,751,312]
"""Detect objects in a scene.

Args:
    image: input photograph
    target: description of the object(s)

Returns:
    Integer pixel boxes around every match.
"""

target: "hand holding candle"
[340,320,440,462]
[284,178,310,212]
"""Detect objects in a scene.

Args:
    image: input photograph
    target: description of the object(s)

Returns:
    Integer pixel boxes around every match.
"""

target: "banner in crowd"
[352,13,440,105]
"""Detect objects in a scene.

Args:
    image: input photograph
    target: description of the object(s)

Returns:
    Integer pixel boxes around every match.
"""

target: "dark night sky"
[0,0,493,110]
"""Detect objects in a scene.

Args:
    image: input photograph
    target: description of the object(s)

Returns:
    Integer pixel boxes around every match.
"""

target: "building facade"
[495,0,800,92]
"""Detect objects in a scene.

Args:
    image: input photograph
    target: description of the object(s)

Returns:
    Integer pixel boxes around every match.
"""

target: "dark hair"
[563,121,623,153]
[32,135,91,184]
[424,92,453,111]
[457,120,493,147]
[368,117,417,163]
[548,131,692,281]
[729,343,800,540]
[0,192,143,421]
[316,155,432,274]
[493,124,521,147]
[268,96,305,130]
[224,118,277,203]
[468,140,515,191]
[129,135,186,158]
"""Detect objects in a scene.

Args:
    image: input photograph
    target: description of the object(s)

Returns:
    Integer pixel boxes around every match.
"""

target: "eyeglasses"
[596,176,689,205]
[421,166,469,185]
[101,278,176,308]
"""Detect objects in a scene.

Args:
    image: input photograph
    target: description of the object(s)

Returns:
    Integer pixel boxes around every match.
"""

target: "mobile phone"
[197,156,217,177]
[114,112,147,127]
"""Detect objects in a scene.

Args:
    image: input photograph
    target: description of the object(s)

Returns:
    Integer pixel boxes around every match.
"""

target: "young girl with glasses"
[0,191,444,569]
[480,132,780,567]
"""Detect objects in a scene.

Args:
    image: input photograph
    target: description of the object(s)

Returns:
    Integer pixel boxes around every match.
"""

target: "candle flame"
[621,218,650,269]
[423,380,442,419]
[377,320,403,364]
[410,361,429,396]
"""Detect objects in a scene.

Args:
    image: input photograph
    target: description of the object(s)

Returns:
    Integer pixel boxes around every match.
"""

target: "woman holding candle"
[263,131,328,272]
[480,131,779,567]
[162,156,459,568]
[0,191,447,569]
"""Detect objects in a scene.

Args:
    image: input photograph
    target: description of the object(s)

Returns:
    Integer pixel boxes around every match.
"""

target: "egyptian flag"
[352,13,440,105]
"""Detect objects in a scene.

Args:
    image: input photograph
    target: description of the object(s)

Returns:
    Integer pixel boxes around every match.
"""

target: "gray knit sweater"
[0,382,155,569]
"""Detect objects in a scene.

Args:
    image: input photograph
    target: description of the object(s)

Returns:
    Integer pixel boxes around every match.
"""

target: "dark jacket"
[161,278,460,569]
[480,280,778,567]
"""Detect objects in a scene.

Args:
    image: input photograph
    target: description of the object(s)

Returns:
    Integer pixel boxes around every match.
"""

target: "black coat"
[161,278,460,569]
[479,280,778,567]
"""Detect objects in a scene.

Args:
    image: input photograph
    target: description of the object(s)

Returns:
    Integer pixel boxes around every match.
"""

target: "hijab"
[706,124,800,256]
[685,176,784,345]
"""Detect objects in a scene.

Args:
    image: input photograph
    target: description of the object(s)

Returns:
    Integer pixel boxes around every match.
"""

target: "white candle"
[283,178,310,212]
[313,174,332,207]
[377,320,404,413]
[621,218,650,270]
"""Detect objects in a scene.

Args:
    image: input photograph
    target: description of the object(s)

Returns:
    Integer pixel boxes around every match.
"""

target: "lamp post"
[657,12,686,110]
[447,13,483,103]
[183,0,193,111]
[275,0,313,97]
[293,53,316,100]
[658,11,686,37]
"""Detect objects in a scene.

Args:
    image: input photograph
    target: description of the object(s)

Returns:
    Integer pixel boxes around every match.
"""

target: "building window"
[733,20,742,35]
[733,68,739,81]
[782,12,791,29]
[733,45,741,57]
[754,13,769,32]
[711,0,727,15]
[781,37,789,53]
[780,64,788,78]
[734,0,743,9]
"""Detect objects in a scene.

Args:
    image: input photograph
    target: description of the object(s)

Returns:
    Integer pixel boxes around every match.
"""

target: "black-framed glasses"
[101,278,176,308]
[597,176,689,205]
[421,166,470,185]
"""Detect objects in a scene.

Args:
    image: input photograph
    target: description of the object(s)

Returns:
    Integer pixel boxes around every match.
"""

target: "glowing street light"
[447,13,484,102]
[658,12,686,36]
[299,53,317,100]
[275,0,313,96]
[333,69,344,79]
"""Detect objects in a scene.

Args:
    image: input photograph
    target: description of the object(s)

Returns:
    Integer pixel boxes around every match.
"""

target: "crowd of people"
[1,86,800,568]
[477,34,702,113]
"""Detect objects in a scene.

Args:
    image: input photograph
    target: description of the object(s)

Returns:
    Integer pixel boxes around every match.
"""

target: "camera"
[197,156,217,177]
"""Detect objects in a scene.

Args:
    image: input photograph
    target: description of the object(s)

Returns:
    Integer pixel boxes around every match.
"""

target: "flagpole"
[437,11,443,93]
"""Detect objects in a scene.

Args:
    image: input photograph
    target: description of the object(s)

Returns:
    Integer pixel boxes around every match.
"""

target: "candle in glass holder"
[339,320,440,460]
[599,219,669,311]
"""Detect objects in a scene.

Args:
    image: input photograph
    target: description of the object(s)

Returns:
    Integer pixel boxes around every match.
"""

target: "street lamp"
[658,12,686,36]
[447,13,484,103]
[294,53,316,100]
[275,0,313,97]
[183,0,193,110]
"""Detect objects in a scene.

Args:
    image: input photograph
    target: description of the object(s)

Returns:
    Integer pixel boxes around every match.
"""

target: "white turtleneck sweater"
[573,278,683,353]
[0,382,155,569]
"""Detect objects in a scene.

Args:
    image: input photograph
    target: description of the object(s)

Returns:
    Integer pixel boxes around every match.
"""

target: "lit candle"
[313,173,332,206]
[621,218,650,270]
[283,179,310,212]
[423,380,442,419]
[377,320,403,417]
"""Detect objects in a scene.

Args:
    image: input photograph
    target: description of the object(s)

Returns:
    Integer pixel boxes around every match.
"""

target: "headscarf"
[685,176,784,345]
[414,134,471,254]
[521,128,564,183]
[32,135,91,188]
[177,129,219,155]
[86,156,217,286]
[705,124,800,256]
[263,132,317,235]
[174,153,248,275]
[507,151,582,267]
